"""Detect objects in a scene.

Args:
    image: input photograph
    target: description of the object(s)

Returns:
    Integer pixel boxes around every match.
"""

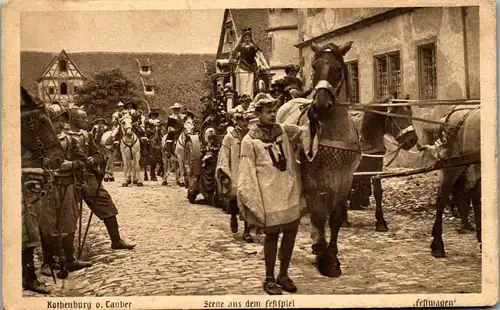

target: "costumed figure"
[237,98,304,295]
[68,108,137,250]
[112,101,125,128]
[216,109,255,242]
[40,102,93,279]
[145,108,164,181]
[22,169,52,294]
[281,65,313,99]
[230,28,270,97]
[164,103,185,158]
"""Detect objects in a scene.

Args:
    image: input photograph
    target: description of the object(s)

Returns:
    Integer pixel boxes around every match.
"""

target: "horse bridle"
[23,114,57,197]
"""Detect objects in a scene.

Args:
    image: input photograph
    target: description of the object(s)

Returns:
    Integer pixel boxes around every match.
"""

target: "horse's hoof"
[341,220,351,228]
[317,254,342,278]
[127,180,132,184]
[121,183,129,187]
[375,222,389,232]
[162,181,168,186]
[457,223,475,234]
[430,242,446,258]
[137,182,143,187]
[151,177,158,182]
[144,177,149,181]
[133,180,138,184]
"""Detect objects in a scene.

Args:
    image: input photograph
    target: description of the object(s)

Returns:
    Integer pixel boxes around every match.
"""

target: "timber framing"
[295,8,420,48]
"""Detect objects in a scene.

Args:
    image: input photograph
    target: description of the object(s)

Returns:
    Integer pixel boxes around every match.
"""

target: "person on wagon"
[281,65,313,99]
[237,98,304,295]
[216,110,254,242]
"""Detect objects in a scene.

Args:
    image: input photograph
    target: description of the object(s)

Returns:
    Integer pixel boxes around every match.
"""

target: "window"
[141,66,150,72]
[374,51,401,100]
[418,43,437,100]
[74,85,79,93]
[60,83,67,95]
[59,60,67,72]
[346,61,359,103]
[48,86,55,94]
[145,85,153,92]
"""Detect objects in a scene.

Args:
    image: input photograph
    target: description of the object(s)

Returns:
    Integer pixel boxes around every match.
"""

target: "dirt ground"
[24,170,481,296]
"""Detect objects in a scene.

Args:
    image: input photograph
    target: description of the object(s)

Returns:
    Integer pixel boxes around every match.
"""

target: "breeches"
[82,176,118,220]
[21,180,44,250]
[40,182,79,238]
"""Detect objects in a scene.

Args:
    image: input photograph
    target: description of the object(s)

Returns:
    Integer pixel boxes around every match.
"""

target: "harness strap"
[318,138,361,154]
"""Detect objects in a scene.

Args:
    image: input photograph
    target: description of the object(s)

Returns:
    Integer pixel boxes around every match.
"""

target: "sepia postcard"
[2,0,498,308]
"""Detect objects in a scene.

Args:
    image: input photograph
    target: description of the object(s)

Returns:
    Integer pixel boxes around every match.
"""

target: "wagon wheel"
[184,134,201,204]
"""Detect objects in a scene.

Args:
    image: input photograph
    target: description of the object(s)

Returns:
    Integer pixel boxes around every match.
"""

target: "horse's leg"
[177,147,185,187]
[341,202,351,227]
[150,156,157,181]
[121,149,130,187]
[308,194,327,256]
[109,152,115,181]
[135,149,143,186]
[320,200,344,278]
[471,180,481,245]
[373,177,388,232]
[161,153,168,186]
[431,170,458,258]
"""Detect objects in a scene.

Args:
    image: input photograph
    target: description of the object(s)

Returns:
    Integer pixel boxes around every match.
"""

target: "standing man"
[69,108,137,250]
[237,98,303,295]
[216,110,254,242]
[40,102,93,278]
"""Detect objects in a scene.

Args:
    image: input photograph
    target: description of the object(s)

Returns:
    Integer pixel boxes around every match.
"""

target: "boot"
[63,233,93,272]
[22,247,51,294]
[104,216,136,250]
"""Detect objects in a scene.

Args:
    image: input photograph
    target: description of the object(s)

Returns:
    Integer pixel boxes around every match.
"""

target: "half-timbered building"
[36,49,86,108]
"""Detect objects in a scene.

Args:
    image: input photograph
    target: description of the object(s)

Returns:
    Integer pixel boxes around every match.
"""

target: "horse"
[161,116,194,187]
[116,115,143,187]
[146,122,165,182]
[276,41,362,277]
[429,106,481,258]
[345,97,418,231]
[21,86,65,170]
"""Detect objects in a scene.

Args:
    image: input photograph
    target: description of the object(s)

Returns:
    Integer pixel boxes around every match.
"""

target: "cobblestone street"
[25,171,481,297]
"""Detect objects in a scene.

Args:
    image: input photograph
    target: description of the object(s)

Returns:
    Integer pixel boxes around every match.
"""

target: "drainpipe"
[461,6,471,99]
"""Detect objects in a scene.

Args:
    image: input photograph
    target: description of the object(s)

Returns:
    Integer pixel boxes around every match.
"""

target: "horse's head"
[385,100,418,150]
[310,41,352,116]
[184,117,194,135]
[20,87,64,169]
[120,115,134,137]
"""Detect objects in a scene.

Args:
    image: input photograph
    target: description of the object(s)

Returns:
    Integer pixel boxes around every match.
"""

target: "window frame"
[417,42,437,100]
[373,50,402,100]
[59,60,67,72]
[60,82,68,95]
[346,60,360,103]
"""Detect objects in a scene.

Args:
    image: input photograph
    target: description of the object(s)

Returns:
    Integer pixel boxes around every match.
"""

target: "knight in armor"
[112,101,125,128]
[281,65,313,99]
[68,108,136,250]
[165,103,185,157]
[216,110,254,242]
[40,102,93,278]
[230,28,270,97]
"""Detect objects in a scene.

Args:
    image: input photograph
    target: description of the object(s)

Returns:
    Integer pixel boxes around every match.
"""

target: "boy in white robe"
[216,111,254,242]
[237,98,303,295]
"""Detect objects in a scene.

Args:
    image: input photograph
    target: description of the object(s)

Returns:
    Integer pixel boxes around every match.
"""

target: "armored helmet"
[47,101,70,121]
